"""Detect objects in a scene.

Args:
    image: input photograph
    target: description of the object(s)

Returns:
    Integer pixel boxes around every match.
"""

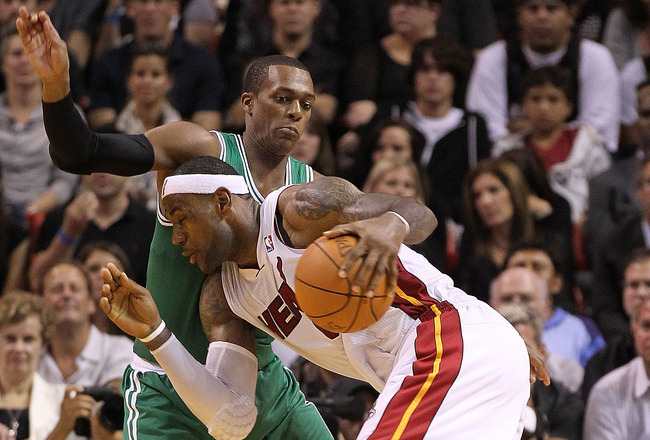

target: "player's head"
[241,55,315,157]
[161,156,252,274]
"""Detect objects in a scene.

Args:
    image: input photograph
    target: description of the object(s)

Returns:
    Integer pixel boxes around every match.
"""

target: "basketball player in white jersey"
[99,156,537,440]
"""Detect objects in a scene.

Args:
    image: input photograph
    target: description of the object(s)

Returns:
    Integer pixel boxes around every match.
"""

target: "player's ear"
[241,93,254,116]
[212,187,232,216]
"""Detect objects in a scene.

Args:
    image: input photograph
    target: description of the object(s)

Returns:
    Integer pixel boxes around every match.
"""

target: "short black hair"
[504,238,566,276]
[409,35,473,106]
[522,66,574,102]
[243,55,309,94]
[129,42,171,74]
[171,156,241,177]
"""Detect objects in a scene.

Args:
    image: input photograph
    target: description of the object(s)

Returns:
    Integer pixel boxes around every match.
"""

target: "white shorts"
[357,297,530,440]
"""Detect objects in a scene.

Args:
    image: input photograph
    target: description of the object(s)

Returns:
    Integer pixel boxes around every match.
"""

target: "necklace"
[6,408,24,439]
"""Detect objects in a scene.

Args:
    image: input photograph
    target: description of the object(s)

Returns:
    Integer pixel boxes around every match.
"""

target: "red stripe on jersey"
[368,304,463,440]
[391,258,440,319]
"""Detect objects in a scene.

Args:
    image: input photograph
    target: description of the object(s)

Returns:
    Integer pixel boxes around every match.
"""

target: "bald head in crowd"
[490,267,554,322]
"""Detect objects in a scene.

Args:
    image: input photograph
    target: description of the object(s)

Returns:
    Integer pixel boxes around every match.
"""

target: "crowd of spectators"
[1,0,650,438]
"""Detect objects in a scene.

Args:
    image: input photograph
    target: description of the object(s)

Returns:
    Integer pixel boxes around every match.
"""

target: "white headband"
[161,174,249,199]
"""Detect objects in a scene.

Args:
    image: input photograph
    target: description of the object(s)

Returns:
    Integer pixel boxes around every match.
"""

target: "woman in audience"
[455,158,536,302]
[108,43,180,211]
[363,156,448,270]
[0,291,91,440]
[346,117,425,188]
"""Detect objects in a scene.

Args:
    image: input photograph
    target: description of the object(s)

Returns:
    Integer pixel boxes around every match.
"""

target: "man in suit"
[583,80,650,263]
[590,158,650,342]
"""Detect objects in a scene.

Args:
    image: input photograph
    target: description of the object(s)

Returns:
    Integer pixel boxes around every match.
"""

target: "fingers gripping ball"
[294,235,393,333]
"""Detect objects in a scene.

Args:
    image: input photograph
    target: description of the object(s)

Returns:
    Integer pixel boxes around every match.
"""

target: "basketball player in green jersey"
[17,8,420,440]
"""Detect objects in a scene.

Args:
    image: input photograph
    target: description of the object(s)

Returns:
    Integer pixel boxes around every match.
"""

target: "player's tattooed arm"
[281,176,437,296]
[284,176,437,246]
[200,271,256,354]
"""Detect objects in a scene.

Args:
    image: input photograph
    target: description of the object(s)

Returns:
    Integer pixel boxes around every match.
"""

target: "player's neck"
[232,201,261,268]
[242,133,290,198]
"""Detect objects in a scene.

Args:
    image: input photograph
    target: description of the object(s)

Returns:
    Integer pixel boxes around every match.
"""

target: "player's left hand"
[525,340,551,386]
[323,212,407,297]
[100,263,162,339]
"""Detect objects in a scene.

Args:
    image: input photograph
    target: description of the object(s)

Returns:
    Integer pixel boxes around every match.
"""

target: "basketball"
[294,235,393,333]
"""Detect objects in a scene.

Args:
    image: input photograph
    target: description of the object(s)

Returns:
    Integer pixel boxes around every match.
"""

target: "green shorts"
[122,357,333,440]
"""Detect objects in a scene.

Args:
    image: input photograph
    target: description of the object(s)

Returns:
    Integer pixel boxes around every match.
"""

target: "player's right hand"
[16,7,70,97]
[100,263,162,340]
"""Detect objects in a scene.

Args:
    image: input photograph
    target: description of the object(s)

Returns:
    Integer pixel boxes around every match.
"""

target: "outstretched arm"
[16,7,220,176]
[100,264,258,440]
[280,176,437,295]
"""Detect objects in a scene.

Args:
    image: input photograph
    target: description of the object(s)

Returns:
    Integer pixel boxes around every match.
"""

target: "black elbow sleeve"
[44,94,155,176]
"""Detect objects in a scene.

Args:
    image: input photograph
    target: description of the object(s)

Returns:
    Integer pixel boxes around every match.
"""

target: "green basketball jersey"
[135,131,313,365]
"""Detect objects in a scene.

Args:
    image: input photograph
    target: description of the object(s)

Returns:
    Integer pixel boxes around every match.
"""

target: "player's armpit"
[200,271,257,355]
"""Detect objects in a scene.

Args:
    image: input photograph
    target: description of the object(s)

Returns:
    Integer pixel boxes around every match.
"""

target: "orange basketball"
[294,235,393,333]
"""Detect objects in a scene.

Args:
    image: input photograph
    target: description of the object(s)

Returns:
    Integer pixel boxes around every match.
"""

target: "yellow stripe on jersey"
[389,291,444,439]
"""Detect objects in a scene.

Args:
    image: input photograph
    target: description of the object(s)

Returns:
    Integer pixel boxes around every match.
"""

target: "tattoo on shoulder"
[294,178,358,220]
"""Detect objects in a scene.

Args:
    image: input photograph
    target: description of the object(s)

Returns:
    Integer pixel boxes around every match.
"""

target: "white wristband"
[140,320,166,343]
[387,211,410,235]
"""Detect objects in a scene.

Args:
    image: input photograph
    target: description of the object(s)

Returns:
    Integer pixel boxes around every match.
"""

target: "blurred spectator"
[501,245,605,367]
[574,0,614,42]
[0,0,35,26]
[0,291,90,440]
[40,0,105,71]
[111,43,181,211]
[341,117,425,189]
[0,166,27,294]
[492,266,603,367]
[583,298,650,439]
[403,36,490,222]
[76,240,132,336]
[29,173,155,290]
[498,147,575,281]
[456,158,566,301]
[436,0,497,55]
[344,36,490,222]
[363,156,447,270]
[467,0,620,152]
[498,303,584,440]
[289,115,336,176]
[586,80,650,262]
[602,0,650,70]
[37,262,132,390]
[582,248,650,402]
[223,0,342,130]
[88,0,223,131]
[0,25,79,231]
[590,158,650,341]
[218,0,345,71]
[493,66,610,224]
[619,55,650,133]
[180,0,219,51]
[340,0,440,134]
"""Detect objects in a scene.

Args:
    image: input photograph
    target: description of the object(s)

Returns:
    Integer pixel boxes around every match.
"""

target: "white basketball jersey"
[220,187,472,391]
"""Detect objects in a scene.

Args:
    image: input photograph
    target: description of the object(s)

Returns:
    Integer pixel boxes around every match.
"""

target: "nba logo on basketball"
[264,235,274,253]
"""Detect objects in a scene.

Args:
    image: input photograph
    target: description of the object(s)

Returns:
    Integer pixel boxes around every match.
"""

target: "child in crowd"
[492,66,611,225]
